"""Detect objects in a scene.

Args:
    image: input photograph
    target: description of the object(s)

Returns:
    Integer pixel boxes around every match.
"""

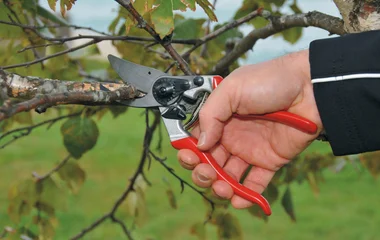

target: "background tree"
[0,0,379,239]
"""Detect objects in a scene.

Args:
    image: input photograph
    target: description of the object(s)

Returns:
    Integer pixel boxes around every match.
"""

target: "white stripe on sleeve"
[312,73,380,84]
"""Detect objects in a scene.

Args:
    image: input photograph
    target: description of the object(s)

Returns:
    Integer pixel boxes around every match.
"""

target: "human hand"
[177,50,323,209]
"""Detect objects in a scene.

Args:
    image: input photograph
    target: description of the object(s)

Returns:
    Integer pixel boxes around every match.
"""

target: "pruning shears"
[108,55,318,216]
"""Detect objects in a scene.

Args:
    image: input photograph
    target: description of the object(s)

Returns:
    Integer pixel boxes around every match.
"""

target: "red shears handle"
[172,137,272,215]
[171,76,317,216]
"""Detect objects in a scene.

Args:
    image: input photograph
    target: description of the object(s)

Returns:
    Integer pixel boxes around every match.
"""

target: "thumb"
[197,83,235,150]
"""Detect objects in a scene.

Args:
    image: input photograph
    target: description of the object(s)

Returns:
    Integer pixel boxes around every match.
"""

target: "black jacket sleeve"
[309,30,380,156]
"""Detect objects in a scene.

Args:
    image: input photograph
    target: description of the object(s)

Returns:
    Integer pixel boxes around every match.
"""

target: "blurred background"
[1,0,379,239]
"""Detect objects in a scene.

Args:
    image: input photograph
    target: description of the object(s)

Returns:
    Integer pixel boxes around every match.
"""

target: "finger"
[177,149,199,170]
[191,163,217,188]
[197,81,235,151]
[223,156,249,182]
[230,167,275,209]
[210,156,249,200]
[178,142,230,169]
[212,180,234,200]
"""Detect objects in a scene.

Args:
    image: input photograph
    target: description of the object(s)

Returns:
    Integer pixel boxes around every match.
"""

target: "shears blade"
[108,54,167,108]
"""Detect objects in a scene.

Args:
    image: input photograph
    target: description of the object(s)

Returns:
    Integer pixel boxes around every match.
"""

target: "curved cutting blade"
[108,54,168,107]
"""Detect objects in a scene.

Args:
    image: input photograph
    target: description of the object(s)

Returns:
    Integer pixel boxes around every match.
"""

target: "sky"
[40,0,342,63]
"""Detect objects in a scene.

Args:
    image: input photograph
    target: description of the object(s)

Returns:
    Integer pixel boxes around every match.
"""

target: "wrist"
[287,49,325,137]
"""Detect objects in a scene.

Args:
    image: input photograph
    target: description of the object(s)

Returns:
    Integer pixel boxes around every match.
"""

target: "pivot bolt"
[193,76,204,86]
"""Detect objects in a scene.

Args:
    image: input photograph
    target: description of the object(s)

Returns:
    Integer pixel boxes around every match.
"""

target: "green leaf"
[281,27,303,44]
[252,17,269,29]
[173,17,206,39]
[109,106,128,118]
[37,5,68,25]
[36,177,67,210]
[213,22,244,46]
[173,0,196,11]
[247,182,278,221]
[36,217,56,239]
[108,15,121,34]
[359,152,380,179]
[151,0,175,38]
[59,0,76,17]
[233,0,259,20]
[195,0,217,21]
[36,202,55,218]
[47,0,57,11]
[166,189,177,209]
[0,119,13,134]
[215,212,243,240]
[173,0,187,11]
[84,44,101,56]
[57,159,86,194]
[0,5,24,39]
[290,0,302,14]
[190,222,206,240]
[60,116,99,159]
[281,186,296,222]
[22,0,38,14]
[272,0,286,7]
[7,179,37,223]
[118,175,148,226]
[307,171,320,196]
[184,0,196,10]
[13,111,33,125]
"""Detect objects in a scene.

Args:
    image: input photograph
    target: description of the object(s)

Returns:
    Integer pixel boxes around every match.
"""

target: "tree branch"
[209,11,345,75]
[149,150,215,223]
[33,155,71,181]
[0,39,99,70]
[0,20,200,46]
[114,0,194,75]
[71,110,161,240]
[0,71,142,120]
[333,0,380,33]
[0,111,83,149]
[186,8,265,58]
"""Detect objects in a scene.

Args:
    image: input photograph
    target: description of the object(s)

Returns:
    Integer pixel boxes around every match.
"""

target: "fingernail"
[197,173,209,183]
[198,132,206,147]
[181,160,194,169]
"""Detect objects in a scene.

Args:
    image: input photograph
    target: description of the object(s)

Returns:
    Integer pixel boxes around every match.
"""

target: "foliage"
[0,0,379,239]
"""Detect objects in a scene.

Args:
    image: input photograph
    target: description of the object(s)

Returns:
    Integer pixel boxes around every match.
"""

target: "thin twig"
[167,8,264,72]
[200,0,218,57]
[3,0,44,68]
[0,20,200,45]
[71,110,161,240]
[1,40,99,70]
[0,111,83,149]
[33,155,71,181]
[114,0,194,75]
[149,150,215,223]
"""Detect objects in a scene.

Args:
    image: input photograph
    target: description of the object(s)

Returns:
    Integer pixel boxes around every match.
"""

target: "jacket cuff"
[309,30,380,156]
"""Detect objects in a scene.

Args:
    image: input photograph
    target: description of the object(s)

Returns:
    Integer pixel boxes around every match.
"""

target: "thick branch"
[333,0,380,32]
[210,11,345,75]
[0,71,141,99]
[0,71,142,120]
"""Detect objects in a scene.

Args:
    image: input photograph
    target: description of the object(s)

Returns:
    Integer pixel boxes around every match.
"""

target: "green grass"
[1,109,379,240]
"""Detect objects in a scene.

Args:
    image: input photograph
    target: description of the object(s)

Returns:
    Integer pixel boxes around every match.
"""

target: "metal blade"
[117,94,161,108]
[108,54,167,93]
